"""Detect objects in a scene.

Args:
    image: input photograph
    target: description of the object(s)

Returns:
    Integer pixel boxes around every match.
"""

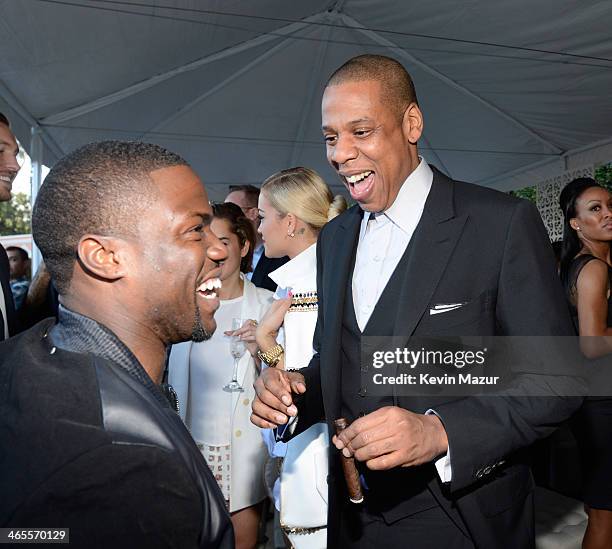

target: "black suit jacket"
[250,252,288,292]
[292,168,585,548]
[0,321,233,548]
[0,244,16,340]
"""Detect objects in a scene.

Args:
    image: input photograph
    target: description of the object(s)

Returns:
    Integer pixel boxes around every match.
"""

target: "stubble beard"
[191,306,213,342]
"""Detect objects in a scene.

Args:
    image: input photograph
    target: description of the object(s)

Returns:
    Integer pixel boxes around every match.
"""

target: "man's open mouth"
[196,278,222,299]
[343,170,374,201]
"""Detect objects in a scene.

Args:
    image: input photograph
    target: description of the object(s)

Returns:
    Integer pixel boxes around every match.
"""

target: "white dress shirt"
[351,158,452,482]
[352,158,433,330]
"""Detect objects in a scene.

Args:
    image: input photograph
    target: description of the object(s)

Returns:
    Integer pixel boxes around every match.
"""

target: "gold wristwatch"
[257,344,284,368]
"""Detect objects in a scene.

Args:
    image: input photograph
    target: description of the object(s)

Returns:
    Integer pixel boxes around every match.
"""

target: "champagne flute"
[223,318,246,392]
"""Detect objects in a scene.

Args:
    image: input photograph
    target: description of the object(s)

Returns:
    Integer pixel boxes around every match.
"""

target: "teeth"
[202,291,217,300]
[345,171,372,184]
[0,176,12,183]
[197,278,222,292]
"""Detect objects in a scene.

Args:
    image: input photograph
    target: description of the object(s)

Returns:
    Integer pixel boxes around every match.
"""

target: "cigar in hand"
[334,418,364,504]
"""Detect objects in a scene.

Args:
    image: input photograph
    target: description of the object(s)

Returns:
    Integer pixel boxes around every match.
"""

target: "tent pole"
[0,80,64,159]
[29,127,43,274]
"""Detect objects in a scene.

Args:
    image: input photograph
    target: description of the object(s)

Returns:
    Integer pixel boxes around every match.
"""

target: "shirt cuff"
[425,409,452,482]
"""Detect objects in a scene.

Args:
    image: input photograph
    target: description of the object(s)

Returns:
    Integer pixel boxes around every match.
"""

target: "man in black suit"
[1,141,233,548]
[225,184,287,291]
[0,112,20,340]
[251,55,584,548]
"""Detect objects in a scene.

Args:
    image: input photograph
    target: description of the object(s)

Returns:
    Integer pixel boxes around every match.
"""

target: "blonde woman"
[255,167,347,549]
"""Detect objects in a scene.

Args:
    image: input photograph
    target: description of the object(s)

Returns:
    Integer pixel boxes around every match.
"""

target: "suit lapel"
[391,169,468,338]
[320,206,362,418]
[392,213,468,338]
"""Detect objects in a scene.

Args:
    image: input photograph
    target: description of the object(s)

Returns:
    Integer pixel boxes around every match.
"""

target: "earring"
[288,232,295,238]
[577,227,581,231]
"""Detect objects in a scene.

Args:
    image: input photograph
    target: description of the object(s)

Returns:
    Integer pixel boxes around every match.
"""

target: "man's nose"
[3,154,20,174]
[206,231,228,263]
[329,136,358,166]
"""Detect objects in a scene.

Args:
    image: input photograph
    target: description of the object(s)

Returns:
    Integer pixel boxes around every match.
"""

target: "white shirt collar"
[364,158,433,234]
[268,243,317,291]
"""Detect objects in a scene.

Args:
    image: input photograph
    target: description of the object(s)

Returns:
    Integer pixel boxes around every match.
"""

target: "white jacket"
[268,244,329,549]
[169,276,273,512]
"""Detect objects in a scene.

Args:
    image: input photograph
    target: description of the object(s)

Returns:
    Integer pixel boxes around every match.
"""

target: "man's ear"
[244,207,259,223]
[76,234,129,281]
[403,103,423,145]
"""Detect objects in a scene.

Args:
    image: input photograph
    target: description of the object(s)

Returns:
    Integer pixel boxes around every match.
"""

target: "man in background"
[0,112,20,340]
[225,184,287,291]
[6,246,30,309]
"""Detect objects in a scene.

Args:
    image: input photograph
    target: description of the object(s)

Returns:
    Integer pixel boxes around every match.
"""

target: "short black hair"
[227,184,260,207]
[32,140,188,294]
[0,112,9,127]
[5,246,29,262]
[212,202,255,274]
[326,54,418,119]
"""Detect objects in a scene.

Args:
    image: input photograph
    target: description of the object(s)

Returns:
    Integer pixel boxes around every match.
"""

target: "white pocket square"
[429,302,467,315]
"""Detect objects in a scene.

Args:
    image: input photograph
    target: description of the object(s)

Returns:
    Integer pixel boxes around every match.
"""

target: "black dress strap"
[567,254,604,296]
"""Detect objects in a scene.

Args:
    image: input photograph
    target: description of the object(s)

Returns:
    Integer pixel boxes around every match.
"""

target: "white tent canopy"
[1,0,611,201]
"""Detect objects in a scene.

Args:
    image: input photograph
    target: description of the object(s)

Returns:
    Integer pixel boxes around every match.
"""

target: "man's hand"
[332,406,449,470]
[251,367,306,429]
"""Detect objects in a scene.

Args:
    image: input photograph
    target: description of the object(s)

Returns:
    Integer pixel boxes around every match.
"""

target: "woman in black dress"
[559,177,612,549]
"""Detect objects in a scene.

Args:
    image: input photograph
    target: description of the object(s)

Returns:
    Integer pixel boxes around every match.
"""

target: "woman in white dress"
[255,167,347,549]
[169,202,272,549]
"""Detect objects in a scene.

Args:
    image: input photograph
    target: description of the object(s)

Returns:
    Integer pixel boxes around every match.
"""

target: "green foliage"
[595,163,612,191]
[0,192,32,235]
[506,163,612,203]
[508,186,536,203]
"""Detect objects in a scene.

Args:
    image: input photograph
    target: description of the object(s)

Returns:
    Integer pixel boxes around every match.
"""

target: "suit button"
[358,387,367,396]
[235,430,242,437]
[360,364,368,372]
[243,398,250,406]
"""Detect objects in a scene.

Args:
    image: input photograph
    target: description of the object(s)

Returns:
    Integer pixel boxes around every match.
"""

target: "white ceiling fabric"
[1,0,611,200]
